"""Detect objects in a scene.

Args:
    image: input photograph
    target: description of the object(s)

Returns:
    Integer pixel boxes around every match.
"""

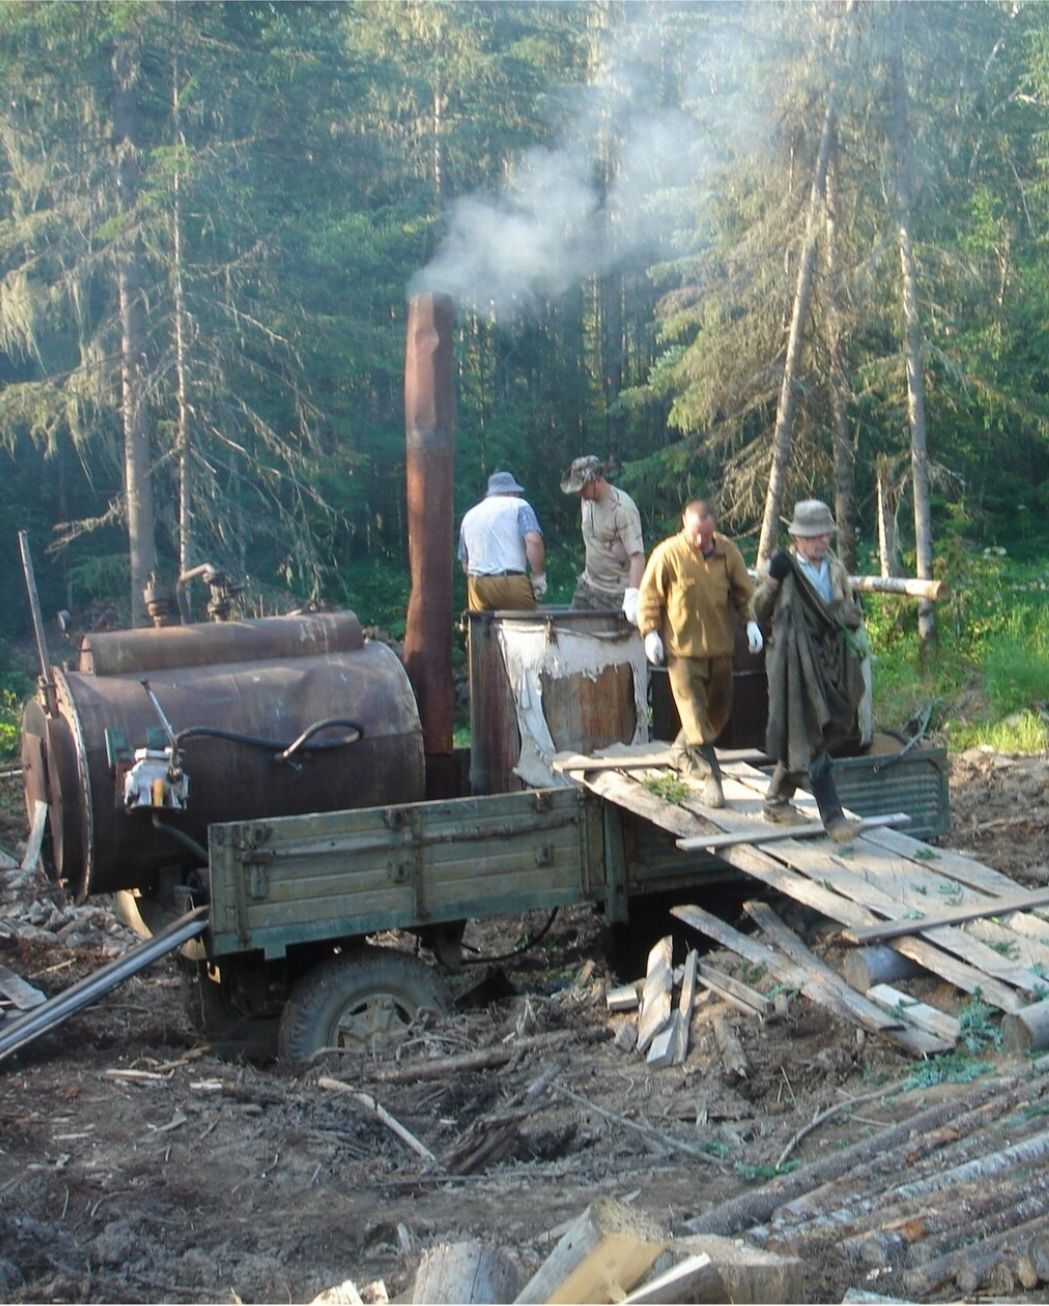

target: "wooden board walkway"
[555,744,1049,1055]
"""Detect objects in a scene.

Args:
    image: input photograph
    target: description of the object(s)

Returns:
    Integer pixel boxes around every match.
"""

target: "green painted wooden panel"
[208,787,588,959]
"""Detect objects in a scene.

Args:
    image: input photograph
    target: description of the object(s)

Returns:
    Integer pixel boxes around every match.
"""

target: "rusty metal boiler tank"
[21,612,425,898]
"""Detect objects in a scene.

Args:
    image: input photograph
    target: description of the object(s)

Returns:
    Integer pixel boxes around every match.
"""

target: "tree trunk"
[824,137,855,569]
[876,454,901,577]
[891,27,936,651]
[113,37,157,626]
[172,53,192,576]
[756,98,837,564]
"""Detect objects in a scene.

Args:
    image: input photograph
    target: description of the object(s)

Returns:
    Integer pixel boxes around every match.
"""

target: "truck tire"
[278,946,448,1065]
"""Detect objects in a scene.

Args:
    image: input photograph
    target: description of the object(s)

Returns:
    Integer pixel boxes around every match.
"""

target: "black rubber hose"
[175,718,366,759]
[150,813,208,864]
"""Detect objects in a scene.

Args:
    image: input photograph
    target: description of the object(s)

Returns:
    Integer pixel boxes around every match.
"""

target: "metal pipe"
[0,905,209,1063]
[18,530,58,717]
[403,292,458,798]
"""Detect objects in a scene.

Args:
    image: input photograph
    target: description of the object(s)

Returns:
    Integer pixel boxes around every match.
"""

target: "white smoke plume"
[408,9,760,320]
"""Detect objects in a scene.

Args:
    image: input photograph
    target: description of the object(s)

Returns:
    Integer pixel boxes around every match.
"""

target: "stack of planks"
[558,746,1049,1057]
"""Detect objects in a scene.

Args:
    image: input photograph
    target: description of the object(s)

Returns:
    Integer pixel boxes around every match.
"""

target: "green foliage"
[958,993,1002,1055]
[641,773,689,805]
[904,1051,994,1091]
[735,1160,800,1182]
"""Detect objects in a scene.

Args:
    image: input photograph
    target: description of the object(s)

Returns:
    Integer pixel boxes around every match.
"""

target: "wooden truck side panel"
[207,787,600,960]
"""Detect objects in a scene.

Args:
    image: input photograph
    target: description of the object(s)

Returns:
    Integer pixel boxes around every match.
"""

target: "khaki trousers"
[467,573,536,612]
[666,653,734,746]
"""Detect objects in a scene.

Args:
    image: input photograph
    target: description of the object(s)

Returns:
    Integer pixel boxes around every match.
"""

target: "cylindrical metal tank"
[468,607,645,795]
[21,612,424,898]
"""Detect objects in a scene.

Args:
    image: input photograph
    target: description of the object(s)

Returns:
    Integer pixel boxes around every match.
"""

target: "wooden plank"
[0,965,45,1011]
[696,962,771,1019]
[711,774,1040,998]
[742,900,950,1055]
[865,984,961,1043]
[637,937,674,1054]
[621,1253,716,1305]
[674,825,1023,1012]
[676,812,909,853]
[845,885,1049,944]
[671,950,698,1065]
[580,766,1026,1009]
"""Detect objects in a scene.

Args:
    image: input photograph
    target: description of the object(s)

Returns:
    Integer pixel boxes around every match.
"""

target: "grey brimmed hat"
[486,470,525,496]
[560,455,604,494]
[786,499,837,537]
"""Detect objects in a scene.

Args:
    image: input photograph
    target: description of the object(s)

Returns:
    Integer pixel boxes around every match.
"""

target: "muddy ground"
[0,748,1044,1305]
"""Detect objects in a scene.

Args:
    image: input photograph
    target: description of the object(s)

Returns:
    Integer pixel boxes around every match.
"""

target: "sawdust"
[0,755,1044,1304]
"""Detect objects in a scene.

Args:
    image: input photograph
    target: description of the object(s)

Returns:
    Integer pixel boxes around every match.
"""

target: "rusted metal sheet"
[468,608,641,796]
[208,787,586,959]
[25,616,424,898]
[403,292,457,797]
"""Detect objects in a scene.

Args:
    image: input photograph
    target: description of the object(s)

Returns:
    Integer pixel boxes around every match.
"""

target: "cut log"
[606,983,641,1012]
[311,1280,365,1305]
[621,1253,715,1304]
[840,946,921,991]
[411,1240,520,1304]
[671,1235,804,1304]
[637,937,674,1055]
[514,1198,669,1305]
[1003,998,1049,1053]
[713,1015,748,1080]
[844,884,1049,943]
[685,1074,1014,1236]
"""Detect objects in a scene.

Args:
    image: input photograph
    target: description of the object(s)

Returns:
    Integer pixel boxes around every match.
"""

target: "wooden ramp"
[555,744,1049,1057]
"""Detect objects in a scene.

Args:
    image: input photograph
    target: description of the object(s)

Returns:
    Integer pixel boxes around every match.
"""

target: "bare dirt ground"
[0,750,1043,1305]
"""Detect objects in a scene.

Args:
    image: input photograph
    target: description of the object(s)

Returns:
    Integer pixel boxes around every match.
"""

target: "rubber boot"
[763,763,806,825]
[697,745,725,809]
[809,761,862,845]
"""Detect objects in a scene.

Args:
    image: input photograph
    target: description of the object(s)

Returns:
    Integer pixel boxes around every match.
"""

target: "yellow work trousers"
[666,653,734,746]
[467,573,536,612]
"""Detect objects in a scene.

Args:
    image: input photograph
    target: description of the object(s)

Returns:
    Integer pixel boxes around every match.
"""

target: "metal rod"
[0,905,209,1063]
[18,530,58,716]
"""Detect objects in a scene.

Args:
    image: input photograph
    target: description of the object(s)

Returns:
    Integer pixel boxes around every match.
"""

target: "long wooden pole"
[747,569,947,600]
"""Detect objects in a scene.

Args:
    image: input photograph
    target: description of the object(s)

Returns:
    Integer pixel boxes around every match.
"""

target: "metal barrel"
[21,612,424,898]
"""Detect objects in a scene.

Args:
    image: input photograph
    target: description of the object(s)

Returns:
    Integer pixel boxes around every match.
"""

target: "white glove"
[746,620,763,655]
[621,587,640,625]
[531,572,547,601]
[644,631,665,665]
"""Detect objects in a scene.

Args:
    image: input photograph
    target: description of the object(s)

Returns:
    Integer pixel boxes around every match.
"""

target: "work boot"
[809,761,863,845]
[697,745,725,810]
[762,763,807,825]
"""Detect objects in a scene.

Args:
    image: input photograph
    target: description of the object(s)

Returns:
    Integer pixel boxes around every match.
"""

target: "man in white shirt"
[458,471,547,611]
[560,456,645,623]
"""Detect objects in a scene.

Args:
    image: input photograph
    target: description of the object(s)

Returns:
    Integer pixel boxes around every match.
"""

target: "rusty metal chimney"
[403,292,459,799]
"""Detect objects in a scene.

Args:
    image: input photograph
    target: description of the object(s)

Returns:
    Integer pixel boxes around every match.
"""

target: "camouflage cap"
[560,455,605,494]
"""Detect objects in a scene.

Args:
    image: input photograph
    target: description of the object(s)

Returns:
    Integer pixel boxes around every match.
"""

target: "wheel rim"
[328,990,420,1053]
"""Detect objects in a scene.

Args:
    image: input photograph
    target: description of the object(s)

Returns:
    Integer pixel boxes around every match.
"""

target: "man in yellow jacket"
[638,500,763,807]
